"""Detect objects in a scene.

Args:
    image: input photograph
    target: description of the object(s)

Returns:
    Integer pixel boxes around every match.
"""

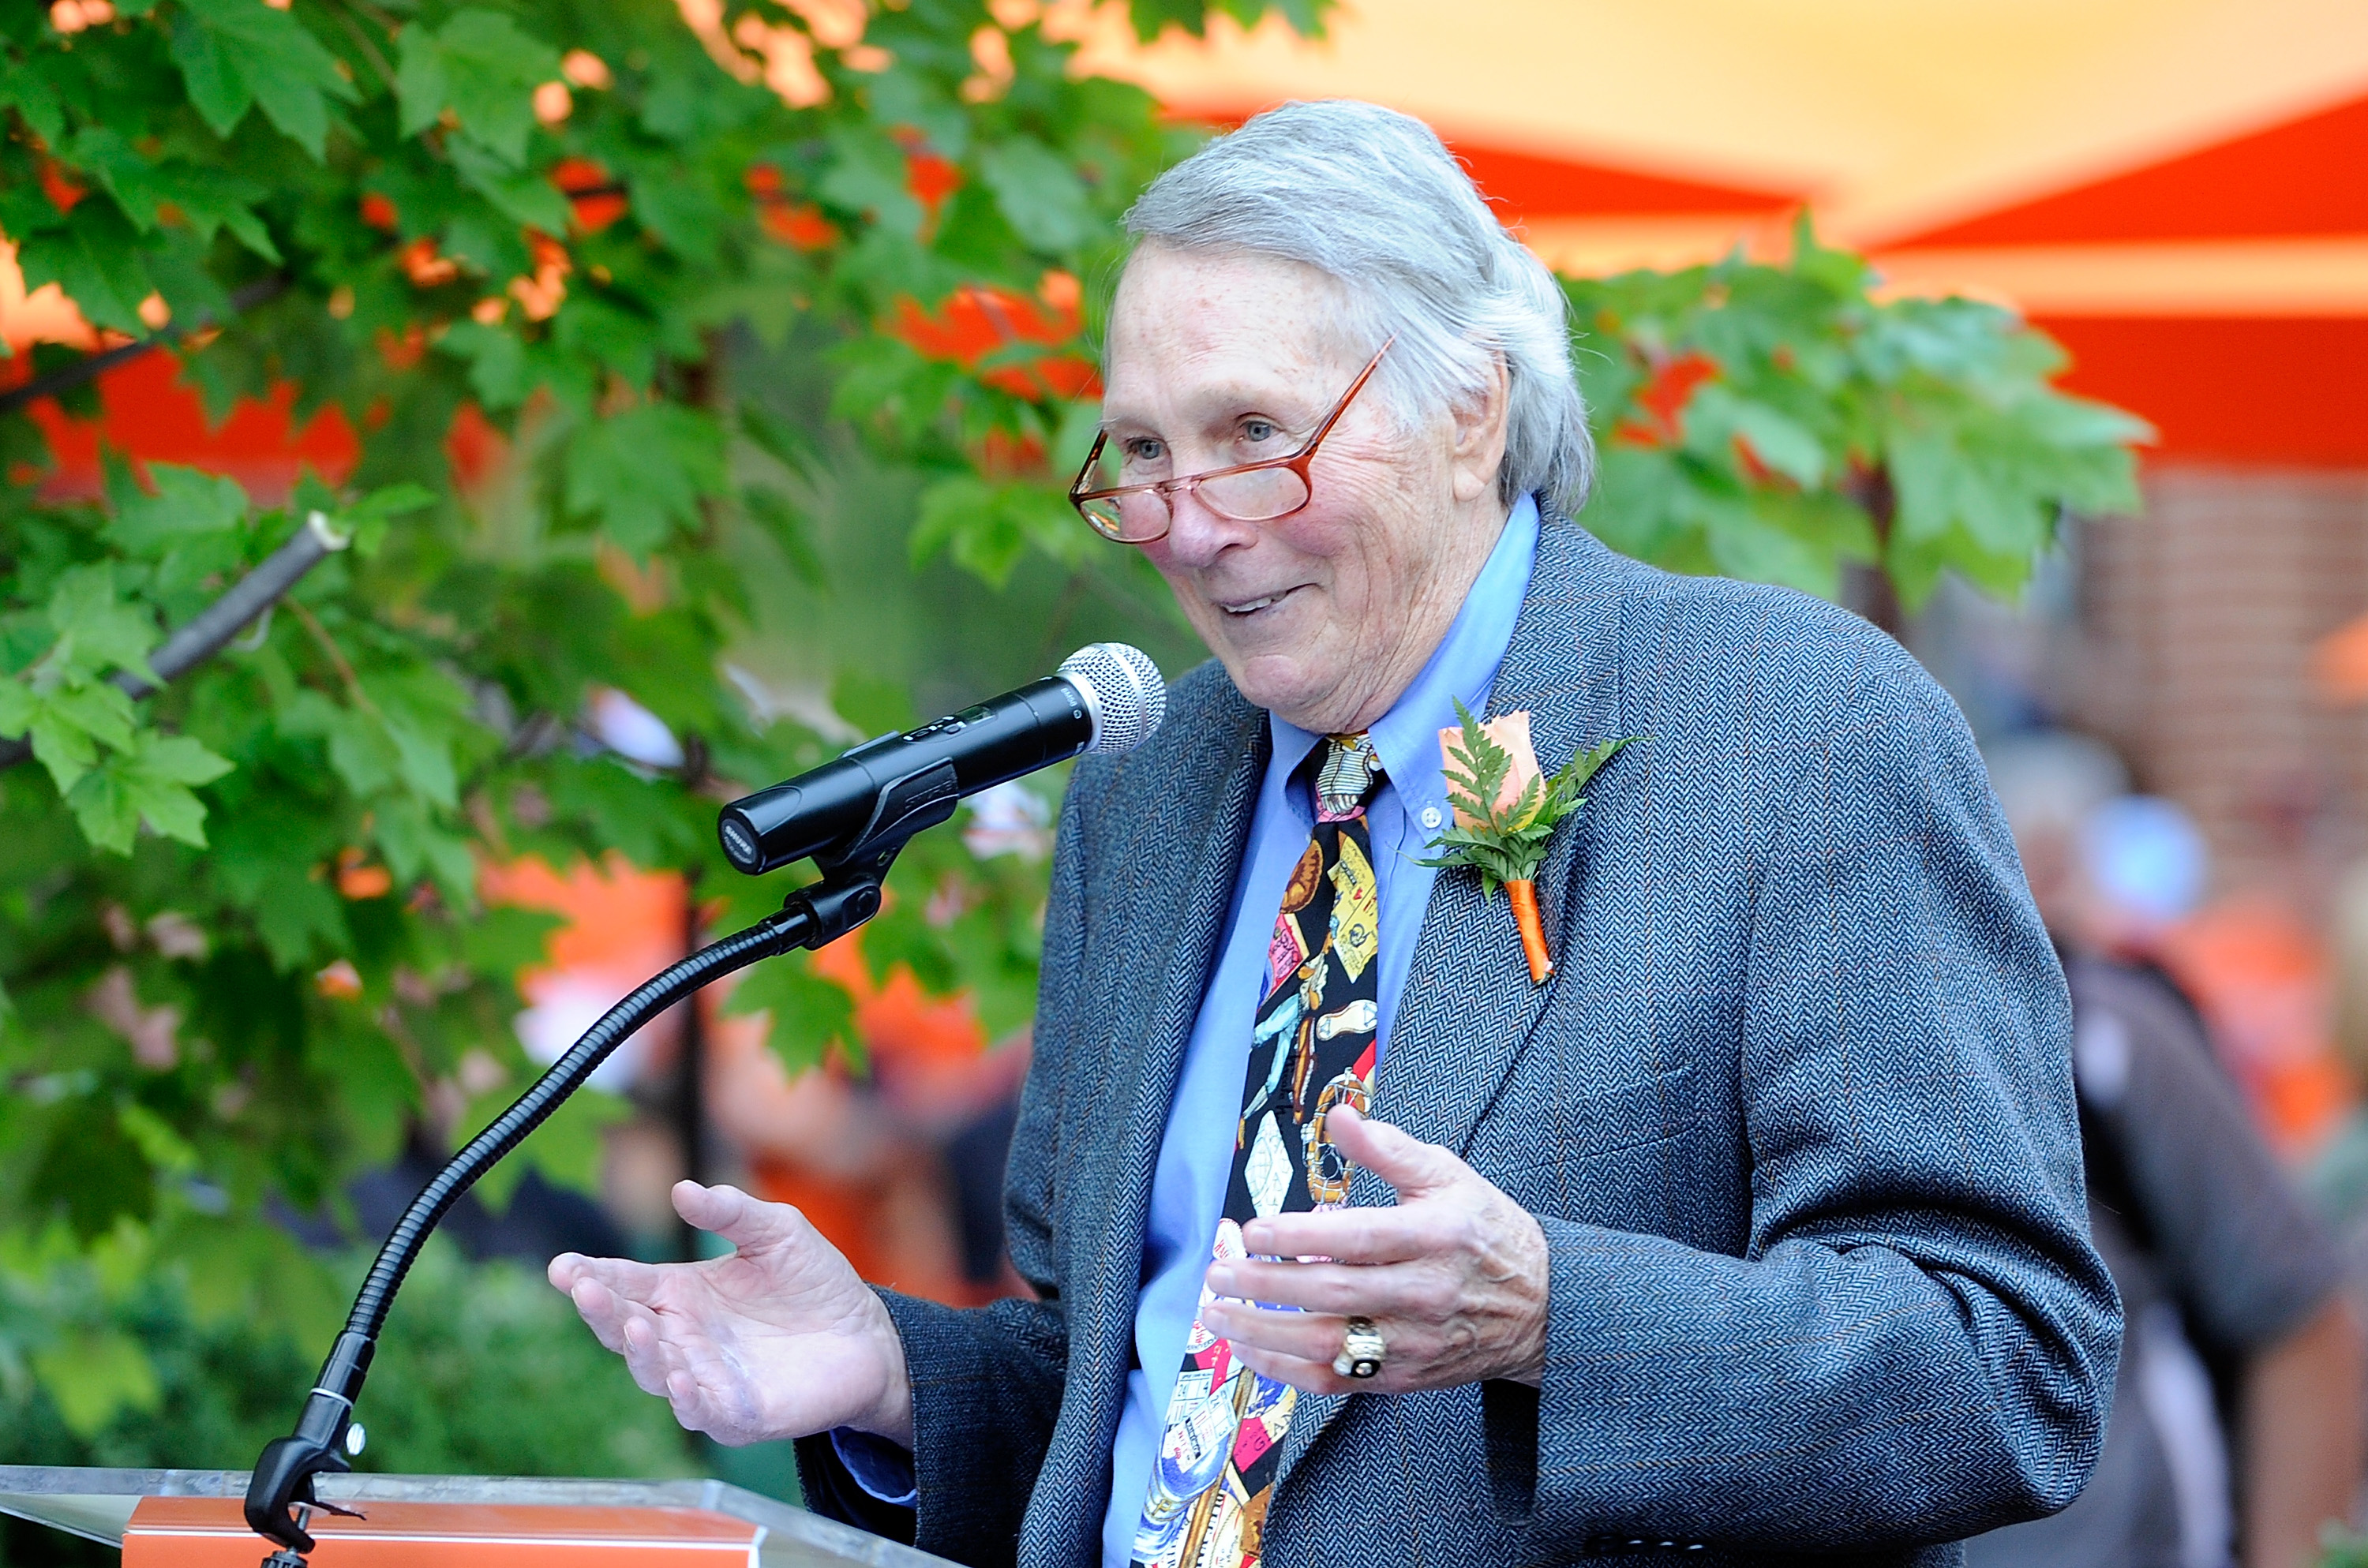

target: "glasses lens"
[1080,492,1169,542]
[1197,465,1310,523]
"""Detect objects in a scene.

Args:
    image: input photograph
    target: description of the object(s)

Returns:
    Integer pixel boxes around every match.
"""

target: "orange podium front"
[126,1495,766,1566]
[0,1466,955,1567]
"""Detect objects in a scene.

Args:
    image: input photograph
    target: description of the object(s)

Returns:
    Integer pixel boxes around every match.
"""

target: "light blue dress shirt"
[1096,495,1538,1566]
[834,497,1542,1561]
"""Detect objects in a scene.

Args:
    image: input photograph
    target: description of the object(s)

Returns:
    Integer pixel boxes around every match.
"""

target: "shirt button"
[1418,805,1444,831]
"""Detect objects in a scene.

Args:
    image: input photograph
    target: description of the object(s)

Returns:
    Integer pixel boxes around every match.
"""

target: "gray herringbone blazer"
[799,518,2120,1566]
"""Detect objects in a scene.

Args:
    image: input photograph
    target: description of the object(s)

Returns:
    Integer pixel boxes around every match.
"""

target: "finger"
[1239,1202,1456,1265]
[1207,1256,1452,1319]
[567,1276,638,1355]
[620,1302,690,1400]
[1226,1339,1357,1398]
[1325,1107,1469,1199]
[1200,1298,1354,1366]
[673,1181,814,1254]
[665,1366,751,1443]
[665,1328,767,1442]
[552,1248,672,1308]
[666,1368,716,1433]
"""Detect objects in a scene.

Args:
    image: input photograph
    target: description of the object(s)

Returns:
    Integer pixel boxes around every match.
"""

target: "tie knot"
[1316,732,1383,818]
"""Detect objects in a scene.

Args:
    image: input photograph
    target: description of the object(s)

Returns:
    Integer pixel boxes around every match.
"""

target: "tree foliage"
[0,0,2144,1455]
[1568,222,2149,608]
[0,0,1273,1439]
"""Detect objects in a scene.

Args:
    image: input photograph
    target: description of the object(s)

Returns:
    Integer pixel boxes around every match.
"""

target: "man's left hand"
[1199,1106,1549,1395]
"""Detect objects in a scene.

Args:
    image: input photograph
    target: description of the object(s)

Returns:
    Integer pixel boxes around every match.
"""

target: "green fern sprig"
[1418,700,1632,898]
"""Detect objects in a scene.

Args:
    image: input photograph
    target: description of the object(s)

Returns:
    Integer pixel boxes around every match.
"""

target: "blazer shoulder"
[1587,536,1959,742]
[1062,655,1256,824]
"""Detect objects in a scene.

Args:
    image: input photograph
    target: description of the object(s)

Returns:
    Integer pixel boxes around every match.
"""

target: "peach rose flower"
[1438,709,1546,831]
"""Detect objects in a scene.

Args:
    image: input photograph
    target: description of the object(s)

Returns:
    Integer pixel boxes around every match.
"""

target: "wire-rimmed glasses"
[1068,339,1392,544]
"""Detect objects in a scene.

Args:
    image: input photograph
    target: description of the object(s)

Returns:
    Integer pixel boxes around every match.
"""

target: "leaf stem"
[324,0,401,96]
[286,599,384,722]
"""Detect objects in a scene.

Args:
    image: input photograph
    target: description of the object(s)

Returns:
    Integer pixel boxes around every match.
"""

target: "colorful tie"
[1133,733,1384,1568]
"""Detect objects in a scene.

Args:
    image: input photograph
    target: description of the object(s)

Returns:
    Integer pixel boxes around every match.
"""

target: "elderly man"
[551,101,2119,1567]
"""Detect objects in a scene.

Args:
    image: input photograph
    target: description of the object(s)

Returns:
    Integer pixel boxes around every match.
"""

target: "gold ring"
[1332,1315,1384,1379]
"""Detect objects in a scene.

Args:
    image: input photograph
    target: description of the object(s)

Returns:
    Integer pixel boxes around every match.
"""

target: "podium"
[0,1465,958,1566]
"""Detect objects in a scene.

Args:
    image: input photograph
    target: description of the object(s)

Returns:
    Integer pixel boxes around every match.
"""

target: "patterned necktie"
[1133,733,1385,1568]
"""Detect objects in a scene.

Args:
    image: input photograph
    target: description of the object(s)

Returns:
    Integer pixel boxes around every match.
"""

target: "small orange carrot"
[1505,878,1552,984]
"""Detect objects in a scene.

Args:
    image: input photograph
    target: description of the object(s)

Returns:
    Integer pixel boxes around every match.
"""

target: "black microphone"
[718,642,1166,876]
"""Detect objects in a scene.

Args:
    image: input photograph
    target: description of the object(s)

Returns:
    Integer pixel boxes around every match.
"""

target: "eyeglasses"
[1068,339,1392,544]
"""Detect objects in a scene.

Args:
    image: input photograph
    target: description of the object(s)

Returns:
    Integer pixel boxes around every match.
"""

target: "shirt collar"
[1268,493,1542,815]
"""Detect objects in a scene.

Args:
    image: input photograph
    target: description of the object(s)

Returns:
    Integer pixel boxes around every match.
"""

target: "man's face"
[1100,245,1506,735]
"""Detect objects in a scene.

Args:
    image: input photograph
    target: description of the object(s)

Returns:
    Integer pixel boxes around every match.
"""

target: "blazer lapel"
[1271,518,1633,1493]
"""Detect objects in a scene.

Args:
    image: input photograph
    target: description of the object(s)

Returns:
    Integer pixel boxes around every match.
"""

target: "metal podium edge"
[0,1465,958,1566]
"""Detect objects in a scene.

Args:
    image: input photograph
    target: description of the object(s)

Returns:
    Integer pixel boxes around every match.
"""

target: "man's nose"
[1156,485,1258,569]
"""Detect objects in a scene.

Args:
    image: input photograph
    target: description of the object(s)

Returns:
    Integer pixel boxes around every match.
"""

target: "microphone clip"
[830,758,961,871]
[781,763,950,945]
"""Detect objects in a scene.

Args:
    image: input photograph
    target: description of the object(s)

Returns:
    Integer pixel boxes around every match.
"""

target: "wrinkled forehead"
[1102,243,1369,414]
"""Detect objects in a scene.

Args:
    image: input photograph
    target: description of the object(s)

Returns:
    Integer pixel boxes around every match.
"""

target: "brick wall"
[2063,466,2368,913]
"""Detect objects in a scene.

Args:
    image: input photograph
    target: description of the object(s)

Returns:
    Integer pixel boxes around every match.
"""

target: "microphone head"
[1057,642,1167,754]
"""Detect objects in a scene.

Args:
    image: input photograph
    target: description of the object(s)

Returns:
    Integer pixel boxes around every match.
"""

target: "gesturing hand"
[1198,1106,1549,1397]
[548,1181,912,1447]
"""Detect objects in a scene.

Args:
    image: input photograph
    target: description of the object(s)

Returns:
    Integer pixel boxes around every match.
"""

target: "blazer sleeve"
[1515,650,2122,1552]
[794,785,1091,1566]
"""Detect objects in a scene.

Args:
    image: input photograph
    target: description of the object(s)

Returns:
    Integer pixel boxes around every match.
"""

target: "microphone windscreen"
[1058,642,1167,754]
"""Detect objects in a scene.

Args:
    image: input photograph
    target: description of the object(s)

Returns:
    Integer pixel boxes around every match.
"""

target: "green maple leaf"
[46,563,160,687]
[448,138,573,233]
[0,52,67,147]
[32,1327,160,1438]
[32,682,140,793]
[15,202,153,335]
[395,9,564,168]
[977,137,1094,253]
[65,730,234,854]
[725,952,860,1076]
[171,0,357,160]
[371,795,477,906]
[565,405,729,554]
[107,462,249,555]
[817,126,926,239]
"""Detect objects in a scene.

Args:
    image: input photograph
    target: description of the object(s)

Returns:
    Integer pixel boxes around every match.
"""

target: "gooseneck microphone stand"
[242,842,912,1564]
[243,640,1165,1565]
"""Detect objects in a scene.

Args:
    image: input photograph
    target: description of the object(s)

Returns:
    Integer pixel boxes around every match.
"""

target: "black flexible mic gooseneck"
[244,645,1165,1563]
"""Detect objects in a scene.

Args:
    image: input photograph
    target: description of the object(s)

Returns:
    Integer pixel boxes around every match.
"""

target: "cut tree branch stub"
[0,511,351,771]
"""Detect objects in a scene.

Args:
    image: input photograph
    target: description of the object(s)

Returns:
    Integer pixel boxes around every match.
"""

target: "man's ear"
[1448,353,1512,505]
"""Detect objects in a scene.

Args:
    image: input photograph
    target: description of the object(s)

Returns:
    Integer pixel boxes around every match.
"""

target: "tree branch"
[0,512,352,770]
[0,274,291,420]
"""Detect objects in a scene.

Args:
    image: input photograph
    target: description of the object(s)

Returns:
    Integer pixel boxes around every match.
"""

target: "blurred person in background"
[703,937,1031,1308]
[2307,863,2368,1289]
[1975,735,2364,1568]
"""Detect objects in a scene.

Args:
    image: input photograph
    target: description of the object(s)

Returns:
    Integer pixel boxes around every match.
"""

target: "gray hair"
[1121,99,1593,517]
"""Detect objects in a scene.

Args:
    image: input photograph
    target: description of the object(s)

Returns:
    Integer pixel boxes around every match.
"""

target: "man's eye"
[1242,420,1277,443]
[1125,438,1165,463]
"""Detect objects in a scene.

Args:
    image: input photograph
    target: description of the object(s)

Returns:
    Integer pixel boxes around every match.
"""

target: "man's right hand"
[548,1181,913,1448]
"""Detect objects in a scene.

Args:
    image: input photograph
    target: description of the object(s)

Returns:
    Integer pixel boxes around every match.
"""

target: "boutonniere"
[1419,702,1632,985]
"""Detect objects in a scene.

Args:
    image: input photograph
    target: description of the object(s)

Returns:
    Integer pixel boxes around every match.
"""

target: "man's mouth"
[1216,587,1299,618]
